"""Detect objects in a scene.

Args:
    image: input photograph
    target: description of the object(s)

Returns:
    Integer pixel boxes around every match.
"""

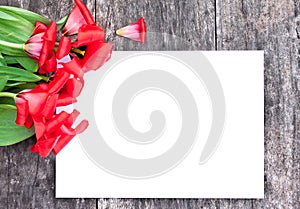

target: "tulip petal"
[31,83,49,92]
[21,92,49,115]
[48,70,70,94]
[15,97,29,126]
[47,111,70,133]
[39,51,57,73]
[56,36,71,59]
[56,94,77,106]
[52,134,75,155]
[43,21,57,44]
[73,24,105,48]
[64,77,84,98]
[26,32,44,44]
[30,134,59,157]
[32,116,46,140]
[116,17,146,43]
[61,58,84,78]
[39,21,57,68]
[60,124,76,136]
[31,21,47,36]
[24,115,33,129]
[74,0,95,25]
[62,5,86,36]
[82,41,113,72]
[24,42,44,60]
[42,94,59,119]
[75,119,89,134]
[65,109,80,127]
[38,41,50,67]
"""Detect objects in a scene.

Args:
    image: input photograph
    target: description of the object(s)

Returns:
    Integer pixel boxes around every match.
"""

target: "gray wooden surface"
[0,0,299,208]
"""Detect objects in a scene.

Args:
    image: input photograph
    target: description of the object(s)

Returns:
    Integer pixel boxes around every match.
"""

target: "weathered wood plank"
[0,147,8,208]
[217,0,300,208]
[0,0,96,208]
[94,0,216,51]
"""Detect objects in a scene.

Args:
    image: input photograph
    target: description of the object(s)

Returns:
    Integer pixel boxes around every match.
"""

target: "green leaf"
[15,56,38,72]
[0,105,35,146]
[57,15,68,31]
[0,10,19,21]
[0,26,27,43]
[0,8,35,42]
[0,97,15,105]
[5,81,26,87]
[0,9,36,42]
[4,56,18,64]
[5,82,37,93]
[0,21,32,42]
[0,76,8,92]
[0,6,50,25]
[0,66,42,82]
[0,57,6,66]
[16,83,37,90]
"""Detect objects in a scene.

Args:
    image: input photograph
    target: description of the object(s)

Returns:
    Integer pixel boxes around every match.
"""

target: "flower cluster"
[0,0,146,157]
[17,0,113,157]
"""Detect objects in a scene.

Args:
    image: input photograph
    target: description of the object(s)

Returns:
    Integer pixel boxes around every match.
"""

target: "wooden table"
[0,0,299,208]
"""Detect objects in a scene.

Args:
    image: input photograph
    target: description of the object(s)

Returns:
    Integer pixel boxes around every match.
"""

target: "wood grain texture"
[217,0,300,208]
[0,0,299,208]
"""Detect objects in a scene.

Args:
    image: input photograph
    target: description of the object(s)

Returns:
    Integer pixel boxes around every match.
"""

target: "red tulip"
[14,57,92,157]
[116,17,146,43]
[81,41,113,72]
[70,24,113,72]
[29,108,88,157]
[16,80,88,157]
[24,21,58,74]
[23,21,47,60]
[15,0,111,157]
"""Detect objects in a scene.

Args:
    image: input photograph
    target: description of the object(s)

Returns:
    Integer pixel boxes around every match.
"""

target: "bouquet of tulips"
[0,0,146,157]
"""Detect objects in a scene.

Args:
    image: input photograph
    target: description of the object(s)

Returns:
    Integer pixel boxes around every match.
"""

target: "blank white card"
[56,51,264,198]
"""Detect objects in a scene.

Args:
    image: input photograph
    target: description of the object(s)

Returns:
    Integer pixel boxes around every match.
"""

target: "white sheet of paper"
[56,51,264,198]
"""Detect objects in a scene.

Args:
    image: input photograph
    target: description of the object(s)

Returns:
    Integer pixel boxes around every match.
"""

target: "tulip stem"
[0,40,23,50]
[40,75,50,82]
[0,92,16,99]
[0,104,16,110]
